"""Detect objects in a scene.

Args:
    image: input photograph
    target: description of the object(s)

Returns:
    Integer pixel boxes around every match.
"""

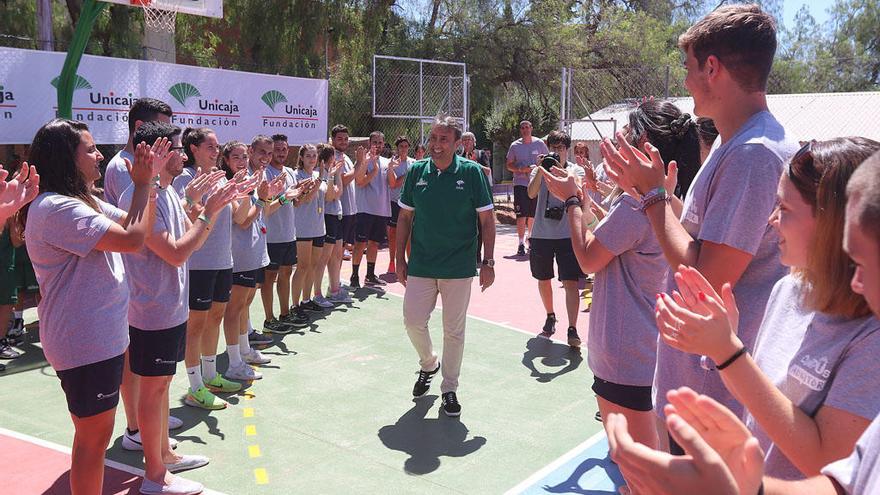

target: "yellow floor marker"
[248,444,262,458]
[243,407,254,418]
[245,424,257,436]
[254,468,269,485]
[243,391,256,400]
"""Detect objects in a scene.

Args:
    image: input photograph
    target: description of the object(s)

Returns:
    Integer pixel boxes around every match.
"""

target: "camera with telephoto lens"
[541,152,566,220]
[540,152,562,171]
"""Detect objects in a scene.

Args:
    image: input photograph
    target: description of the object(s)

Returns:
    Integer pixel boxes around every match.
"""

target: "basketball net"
[132,0,178,34]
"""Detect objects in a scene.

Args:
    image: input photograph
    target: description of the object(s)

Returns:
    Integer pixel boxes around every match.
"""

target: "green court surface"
[0,286,603,494]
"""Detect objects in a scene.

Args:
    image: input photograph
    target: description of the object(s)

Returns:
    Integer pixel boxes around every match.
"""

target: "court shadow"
[540,452,625,495]
[377,396,486,475]
[43,469,141,494]
[521,337,583,383]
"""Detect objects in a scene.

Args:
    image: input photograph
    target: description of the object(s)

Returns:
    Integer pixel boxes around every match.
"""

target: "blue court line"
[508,433,625,495]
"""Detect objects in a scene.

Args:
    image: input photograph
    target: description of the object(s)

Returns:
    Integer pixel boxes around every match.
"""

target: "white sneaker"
[242,348,271,365]
[122,429,178,451]
[225,363,263,381]
[140,475,204,495]
[168,415,183,430]
[313,295,335,308]
[164,454,210,473]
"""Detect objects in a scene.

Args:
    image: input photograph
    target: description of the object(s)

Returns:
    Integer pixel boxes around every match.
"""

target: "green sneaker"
[184,386,227,410]
[205,374,243,393]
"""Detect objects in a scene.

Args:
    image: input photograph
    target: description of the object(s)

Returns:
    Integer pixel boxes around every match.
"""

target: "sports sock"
[352,264,360,278]
[227,344,242,368]
[247,316,255,334]
[367,262,376,277]
[201,355,217,381]
[186,365,203,392]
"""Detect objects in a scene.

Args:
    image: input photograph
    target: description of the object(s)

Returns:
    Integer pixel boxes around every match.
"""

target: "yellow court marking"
[243,391,256,400]
[245,424,257,436]
[254,468,269,485]
[248,444,262,458]
[243,407,254,418]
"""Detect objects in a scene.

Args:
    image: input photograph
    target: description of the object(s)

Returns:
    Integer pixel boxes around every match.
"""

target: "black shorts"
[189,268,233,310]
[324,214,343,244]
[388,202,401,227]
[297,236,325,248]
[232,268,266,288]
[356,213,388,243]
[57,353,125,418]
[514,185,536,218]
[342,215,357,245]
[529,238,584,281]
[128,323,187,377]
[592,376,654,412]
[267,241,297,270]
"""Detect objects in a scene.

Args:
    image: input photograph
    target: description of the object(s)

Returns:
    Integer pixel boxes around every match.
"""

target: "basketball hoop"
[132,0,179,34]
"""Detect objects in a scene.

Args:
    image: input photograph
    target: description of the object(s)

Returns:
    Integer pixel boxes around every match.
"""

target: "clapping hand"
[327,159,345,177]
[203,180,240,218]
[147,137,172,178]
[601,132,670,198]
[126,141,156,187]
[0,162,40,221]
[234,170,262,199]
[266,174,286,199]
[537,165,580,202]
[185,170,225,204]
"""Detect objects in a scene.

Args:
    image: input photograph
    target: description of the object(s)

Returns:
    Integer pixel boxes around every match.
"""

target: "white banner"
[0,47,328,145]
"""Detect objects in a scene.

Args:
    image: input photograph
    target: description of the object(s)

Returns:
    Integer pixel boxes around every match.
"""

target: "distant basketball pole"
[56,0,106,119]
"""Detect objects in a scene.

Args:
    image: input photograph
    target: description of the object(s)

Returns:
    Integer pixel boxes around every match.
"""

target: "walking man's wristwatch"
[481,259,495,268]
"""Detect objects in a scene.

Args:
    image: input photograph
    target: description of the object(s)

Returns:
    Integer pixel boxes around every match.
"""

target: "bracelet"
[716,346,748,371]
[278,196,290,205]
[586,216,600,230]
[197,214,211,227]
[639,187,670,212]
[563,195,582,210]
[185,196,198,207]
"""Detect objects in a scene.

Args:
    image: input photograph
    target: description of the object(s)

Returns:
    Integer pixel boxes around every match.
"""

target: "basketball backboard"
[101,0,223,18]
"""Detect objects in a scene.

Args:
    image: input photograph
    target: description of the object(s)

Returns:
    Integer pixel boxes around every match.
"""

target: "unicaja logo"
[50,74,93,92]
[261,90,288,111]
[0,85,13,105]
[169,82,202,106]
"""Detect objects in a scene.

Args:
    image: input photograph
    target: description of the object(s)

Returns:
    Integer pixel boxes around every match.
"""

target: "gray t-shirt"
[25,193,129,371]
[507,138,548,187]
[172,168,233,270]
[589,194,666,386]
[323,166,342,216]
[529,162,585,240]
[262,164,298,243]
[103,149,134,207]
[356,156,391,217]
[823,413,880,495]
[388,157,413,203]
[746,274,880,480]
[336,150,357,216]
[119,186,189,330]
[654,111,799,418]
[294,169,327,239]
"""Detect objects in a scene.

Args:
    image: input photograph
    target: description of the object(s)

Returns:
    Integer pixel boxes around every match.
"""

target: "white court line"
[0,427,227,495]
[503,429,608,495]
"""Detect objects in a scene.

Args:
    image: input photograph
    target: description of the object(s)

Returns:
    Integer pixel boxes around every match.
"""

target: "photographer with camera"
[526,130,585,347]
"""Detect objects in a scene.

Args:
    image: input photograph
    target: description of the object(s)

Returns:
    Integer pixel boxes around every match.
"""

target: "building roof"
[569,91,880,142]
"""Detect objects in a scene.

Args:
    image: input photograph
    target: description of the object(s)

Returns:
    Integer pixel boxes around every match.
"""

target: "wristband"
[185,196,198,207]
[278,195,290,206]
[197,214,211,226]
[716,346,748,371]
[563,195,582,210]
[639,187,670,212]
[586,216,600,230]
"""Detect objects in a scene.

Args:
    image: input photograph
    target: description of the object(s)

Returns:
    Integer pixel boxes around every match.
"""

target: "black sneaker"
[281,310,309,328]
[249,330,275,345]
[263,318,294,334]
[350,275,361,289]
[539,314,557,339]
[412,362,441,398]
[300,300,325,312]
[0,338,21,359]
[364,274,386,286]
[441,391,461,417]
[567,326,581,348]
[516,243,526,257]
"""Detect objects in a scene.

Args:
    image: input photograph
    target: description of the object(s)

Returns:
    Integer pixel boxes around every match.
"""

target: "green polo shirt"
[398,154,493,279]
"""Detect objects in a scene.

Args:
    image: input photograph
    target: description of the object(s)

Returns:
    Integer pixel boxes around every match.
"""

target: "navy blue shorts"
[356,213,388,243]
[297,237,325,248]
[232,267,266,288]
[387,202,401,227]
[189,268,233,310]
[57,353,125,418]
[267,241,297,270]
[342,215,357,245]
[592,376,653,412]
[129,322,187,377]
[324,214,343,244]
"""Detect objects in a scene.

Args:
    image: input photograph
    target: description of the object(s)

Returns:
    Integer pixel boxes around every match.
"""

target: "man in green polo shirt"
[396,115,496,417]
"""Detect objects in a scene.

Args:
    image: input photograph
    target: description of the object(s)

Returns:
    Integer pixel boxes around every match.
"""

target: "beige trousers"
[403,276,473,393]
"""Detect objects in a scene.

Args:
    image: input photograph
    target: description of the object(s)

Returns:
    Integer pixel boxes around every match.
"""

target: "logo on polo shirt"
[456,179,465,190]
[416,179,428,187]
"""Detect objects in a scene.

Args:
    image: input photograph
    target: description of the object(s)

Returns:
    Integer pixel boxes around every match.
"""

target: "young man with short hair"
[527,130,584,346]
[327,124,357,302]
[603,3,799,451]
[352,131,390,288]
[396,115,496,417]
[507,120,547,256]
[104,98,173,207]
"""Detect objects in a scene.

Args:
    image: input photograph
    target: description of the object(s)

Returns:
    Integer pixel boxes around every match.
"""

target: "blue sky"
[782,0,836,28]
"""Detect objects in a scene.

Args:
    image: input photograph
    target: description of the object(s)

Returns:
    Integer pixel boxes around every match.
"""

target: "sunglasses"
[789,140,815,176]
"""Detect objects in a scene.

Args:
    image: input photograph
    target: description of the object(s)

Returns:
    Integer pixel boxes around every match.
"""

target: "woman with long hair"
[657,137,880,479]
[310,144,344,307]
[20,118,160,494]
[290,144,327,318]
